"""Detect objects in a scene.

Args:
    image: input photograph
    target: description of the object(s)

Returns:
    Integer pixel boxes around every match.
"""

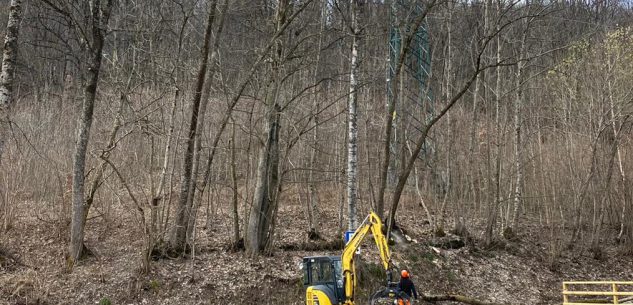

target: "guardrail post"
[563,282,568,305]
[613,283,619,304]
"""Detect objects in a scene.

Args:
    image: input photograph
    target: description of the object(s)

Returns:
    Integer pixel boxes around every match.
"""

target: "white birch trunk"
[0,0,22,232]
[0,0,22,162]
[346,0,360,232]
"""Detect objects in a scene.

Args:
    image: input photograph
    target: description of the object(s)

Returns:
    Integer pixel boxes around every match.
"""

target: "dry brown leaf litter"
[2,189,633,305]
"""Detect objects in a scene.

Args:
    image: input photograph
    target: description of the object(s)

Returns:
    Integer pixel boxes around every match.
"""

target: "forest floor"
[2,187,633,305]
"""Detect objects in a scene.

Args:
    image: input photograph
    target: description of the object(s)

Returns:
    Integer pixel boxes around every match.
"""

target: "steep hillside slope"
[2,196,632,305]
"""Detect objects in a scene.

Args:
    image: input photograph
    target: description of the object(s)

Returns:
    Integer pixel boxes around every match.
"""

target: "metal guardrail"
[563,281,633,305]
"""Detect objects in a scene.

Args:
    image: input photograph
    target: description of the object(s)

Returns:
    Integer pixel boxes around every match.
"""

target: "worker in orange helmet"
[397,269,418,305]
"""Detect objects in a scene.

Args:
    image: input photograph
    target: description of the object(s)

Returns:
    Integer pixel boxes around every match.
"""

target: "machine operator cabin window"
[311,260,335,283]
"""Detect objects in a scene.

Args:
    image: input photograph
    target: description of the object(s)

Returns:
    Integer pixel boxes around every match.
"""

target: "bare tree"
[68,0,115,267]
[169,0,219,254]
[306,0,328,239]
[186,0,230,246]
[508,15,529,236]
[245,0,291,256]
[484,0,504,247]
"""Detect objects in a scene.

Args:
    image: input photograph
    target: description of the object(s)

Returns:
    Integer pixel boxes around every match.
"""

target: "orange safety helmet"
[401,270,410,278]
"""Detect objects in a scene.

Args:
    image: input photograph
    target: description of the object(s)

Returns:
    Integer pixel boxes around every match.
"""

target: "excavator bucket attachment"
[369,287,410,305]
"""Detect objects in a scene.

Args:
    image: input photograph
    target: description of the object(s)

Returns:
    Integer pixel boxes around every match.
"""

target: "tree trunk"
[406,140,433,227]
[509,23,528,234]
[441,0,454,235]
[245,0,289,256]
[466,69,482,235]
[0,0,22,233]
[186,0,230,246]
[169,0,218,254]
[69,0,114,267]
[230,120,240,245]
[346,0,360,231]
[307,0,327,238]
[0,0,22,163]
[246,101,282,254]
[484,0,502,247]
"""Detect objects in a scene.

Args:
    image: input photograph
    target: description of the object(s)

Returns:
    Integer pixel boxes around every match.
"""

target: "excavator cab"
[303,256,344,305]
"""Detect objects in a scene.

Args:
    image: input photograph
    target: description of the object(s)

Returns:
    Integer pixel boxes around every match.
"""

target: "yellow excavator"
[302,212,408,305]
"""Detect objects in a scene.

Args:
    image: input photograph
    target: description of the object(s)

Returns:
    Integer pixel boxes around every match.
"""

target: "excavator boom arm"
[341,212,391,304]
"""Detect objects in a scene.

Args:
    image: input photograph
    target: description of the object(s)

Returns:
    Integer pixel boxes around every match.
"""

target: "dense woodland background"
[0,0,633,303]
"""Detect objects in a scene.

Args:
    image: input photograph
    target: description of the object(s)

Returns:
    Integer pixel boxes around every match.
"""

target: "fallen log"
[423,294,508,305]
